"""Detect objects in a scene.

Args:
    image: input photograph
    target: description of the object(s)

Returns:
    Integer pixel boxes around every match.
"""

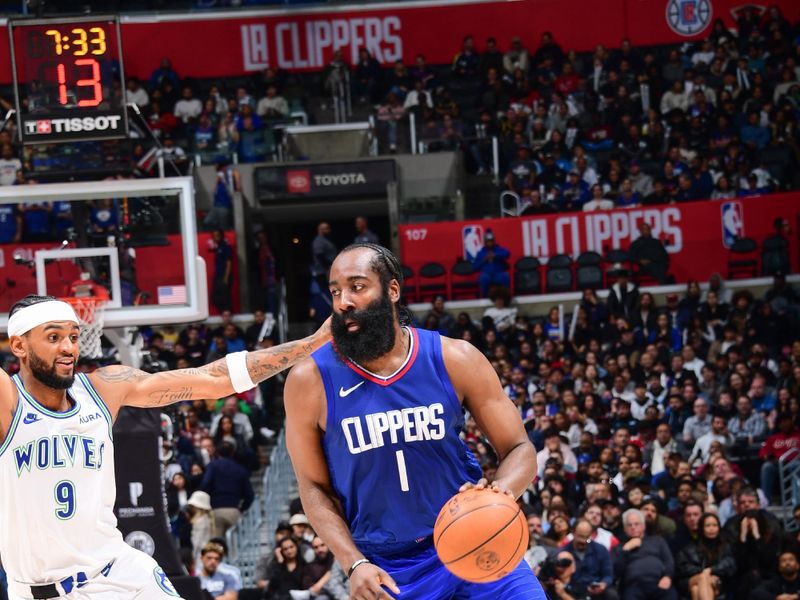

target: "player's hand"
[459,478,514,498]
[349,562,400,599]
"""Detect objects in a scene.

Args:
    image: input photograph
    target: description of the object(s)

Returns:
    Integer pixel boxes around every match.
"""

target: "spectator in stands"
[688,414,733,466]
[471,229,510,297]
[724,487,782,599]
[452,35,480,78]
[353,215,379,245]
[210,229,233,313]
[728,395,767,448]
[305,537,334,597]
[264,536,309,600]
[185,490,213,559]
[675,512,736,600]
[210,396,253,445]
[377,92,405,152]
[683,398,712,449]
[758,412,800,502]
[560,169,591,210]
[149,57,179,90]
[0,144,21,186]
[256,85,289,120]
[504,36,530,76]
[403,79,433,112]
[126,77,149,109]
[613,508,676,600]
[253,231,278,315]
[200,442,254,538]
[584,184,615,211]
[199,542,238,599]
[353,48,382,103]
[565,519,618,600]
[174,85,203,125]
[606,266,639,320]
[0,202,20,243]
[752,550,800,600]
[628,221,669,284]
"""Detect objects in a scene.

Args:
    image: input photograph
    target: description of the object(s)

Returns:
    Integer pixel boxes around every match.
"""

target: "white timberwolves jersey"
[0,373,122,584]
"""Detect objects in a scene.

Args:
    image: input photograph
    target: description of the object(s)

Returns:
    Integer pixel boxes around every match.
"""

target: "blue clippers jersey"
[315,327,482,557]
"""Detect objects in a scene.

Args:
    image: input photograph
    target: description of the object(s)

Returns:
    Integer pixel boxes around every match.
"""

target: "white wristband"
[226,351,256,393]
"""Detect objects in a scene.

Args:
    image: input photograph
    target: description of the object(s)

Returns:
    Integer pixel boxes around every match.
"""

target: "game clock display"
[8,16,129,144]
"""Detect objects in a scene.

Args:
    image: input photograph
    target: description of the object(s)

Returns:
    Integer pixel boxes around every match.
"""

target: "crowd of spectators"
[359,9,800,213]
[415,271,800,600]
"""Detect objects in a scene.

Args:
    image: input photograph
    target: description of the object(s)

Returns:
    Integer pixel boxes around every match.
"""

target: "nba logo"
[462,225,484,261]
[721,201,744,248]
[666,0,712,36]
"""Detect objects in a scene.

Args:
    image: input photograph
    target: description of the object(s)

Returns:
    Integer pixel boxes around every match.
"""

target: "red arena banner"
[0,0,798,80]
[399,194,800,284]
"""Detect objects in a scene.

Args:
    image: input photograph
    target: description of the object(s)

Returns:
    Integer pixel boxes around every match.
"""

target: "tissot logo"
[286,169,311,193]
[24,115,123,135]
[314,173,367,186]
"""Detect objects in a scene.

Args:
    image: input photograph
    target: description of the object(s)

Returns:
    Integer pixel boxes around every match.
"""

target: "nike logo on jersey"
[23,413,41,425]
[339,381,365,397]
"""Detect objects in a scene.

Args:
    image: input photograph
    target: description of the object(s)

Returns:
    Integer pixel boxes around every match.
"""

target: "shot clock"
[8,16,129,144]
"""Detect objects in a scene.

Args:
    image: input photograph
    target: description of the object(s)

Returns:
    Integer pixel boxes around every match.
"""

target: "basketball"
[433,488,528,583]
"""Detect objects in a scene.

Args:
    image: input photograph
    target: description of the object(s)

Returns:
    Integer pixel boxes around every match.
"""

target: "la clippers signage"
[399,194,800,283]
[0,0,797,80]
[255,160,395,203]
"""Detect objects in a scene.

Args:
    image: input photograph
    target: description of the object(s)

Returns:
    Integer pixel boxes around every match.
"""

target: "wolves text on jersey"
[13,435,107,476]
[340,402,446,454]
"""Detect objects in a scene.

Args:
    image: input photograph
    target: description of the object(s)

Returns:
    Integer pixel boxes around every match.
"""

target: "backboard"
[0,176,207,331]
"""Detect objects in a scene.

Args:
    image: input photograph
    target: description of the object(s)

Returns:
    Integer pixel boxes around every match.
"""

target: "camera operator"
[540,550,590,600]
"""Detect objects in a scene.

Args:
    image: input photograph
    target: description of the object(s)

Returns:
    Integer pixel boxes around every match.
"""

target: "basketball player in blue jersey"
[0,294,330,600]
[284,244,546,600]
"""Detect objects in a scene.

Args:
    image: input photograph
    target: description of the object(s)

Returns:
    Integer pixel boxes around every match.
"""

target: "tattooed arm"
[88,321,331,418]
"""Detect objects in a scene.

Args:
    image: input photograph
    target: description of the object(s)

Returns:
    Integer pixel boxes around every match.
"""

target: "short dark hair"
[9,294,57,317]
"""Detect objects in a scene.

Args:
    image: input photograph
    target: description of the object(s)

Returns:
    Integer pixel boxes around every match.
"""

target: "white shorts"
[7,544,184,600]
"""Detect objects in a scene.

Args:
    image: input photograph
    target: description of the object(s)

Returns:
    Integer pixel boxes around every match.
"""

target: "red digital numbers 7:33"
[8,16,129,144]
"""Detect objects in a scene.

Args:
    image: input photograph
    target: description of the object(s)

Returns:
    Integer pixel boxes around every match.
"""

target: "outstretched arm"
[442,337,536,498]
[89,321,330,418]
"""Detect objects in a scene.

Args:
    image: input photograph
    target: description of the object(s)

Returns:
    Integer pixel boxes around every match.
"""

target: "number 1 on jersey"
[55,480,76,519]
[395,450,409,492]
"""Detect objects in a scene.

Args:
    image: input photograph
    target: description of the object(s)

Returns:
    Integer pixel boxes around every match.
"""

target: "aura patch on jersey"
[340,402,446,454]
[12,435,106,476]
[153,567,181,597]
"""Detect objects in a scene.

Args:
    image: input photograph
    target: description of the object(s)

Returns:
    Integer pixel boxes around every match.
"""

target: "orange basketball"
[433,488,528,583]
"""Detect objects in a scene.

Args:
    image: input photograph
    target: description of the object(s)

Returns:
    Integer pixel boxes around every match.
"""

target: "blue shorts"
[370,542,546,600]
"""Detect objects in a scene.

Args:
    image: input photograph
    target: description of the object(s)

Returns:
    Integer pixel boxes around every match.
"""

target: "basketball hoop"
[61,297,107,359]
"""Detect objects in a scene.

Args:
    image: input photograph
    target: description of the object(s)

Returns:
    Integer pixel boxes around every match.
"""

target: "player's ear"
[9,335,28,359]
[388,278,401,303]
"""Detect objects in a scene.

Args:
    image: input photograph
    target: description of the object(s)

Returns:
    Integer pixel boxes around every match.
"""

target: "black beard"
[331,293,397,364]
[29,350,74,390]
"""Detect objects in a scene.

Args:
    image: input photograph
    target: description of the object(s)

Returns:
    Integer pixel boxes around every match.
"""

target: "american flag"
[157,285,187,305]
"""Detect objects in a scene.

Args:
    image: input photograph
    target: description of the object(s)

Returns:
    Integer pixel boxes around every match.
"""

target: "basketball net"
[61,297,107,359]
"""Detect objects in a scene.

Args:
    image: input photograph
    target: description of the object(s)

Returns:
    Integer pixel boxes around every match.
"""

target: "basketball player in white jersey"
[0,295,330,600]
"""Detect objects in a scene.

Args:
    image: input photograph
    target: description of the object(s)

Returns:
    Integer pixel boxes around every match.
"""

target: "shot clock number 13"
[8,16,129,144]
